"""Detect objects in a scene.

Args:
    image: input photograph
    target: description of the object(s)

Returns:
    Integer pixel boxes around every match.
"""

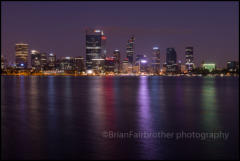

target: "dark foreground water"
[1,76,239,160]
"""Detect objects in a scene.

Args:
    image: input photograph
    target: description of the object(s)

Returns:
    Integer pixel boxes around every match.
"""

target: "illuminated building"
[135,54,149,73]
[126,35,135,65]
[31,50,41,70]
[139,55,149,73]
[151,47,160,74]
[113,49,120,72]
[104,57,115,73]
[202,63,216,72]
[86,29,106,72]
[60,57,75,71]
[15,43,29,69]
[74,56,85,72]
[40,53,48,70]
[227,61,238,72]
[166,48,177,72]
[48,53,56,70]
[185,47,194,72]
[122,58,129,74]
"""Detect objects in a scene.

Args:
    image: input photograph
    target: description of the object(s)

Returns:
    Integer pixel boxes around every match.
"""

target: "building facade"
[15,43,29,69]
[113,49,120,73]
[74,56,85,72]
[31,50,41,70]
[48,53,56,70]
[227,61,238,72]
[86,29,106,72]
[151,47,160,74]
[126,35,135,65]
[185,47,194,72]
[166,48,177,72]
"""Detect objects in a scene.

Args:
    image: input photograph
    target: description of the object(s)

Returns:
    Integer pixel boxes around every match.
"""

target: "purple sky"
[1,1,239,68]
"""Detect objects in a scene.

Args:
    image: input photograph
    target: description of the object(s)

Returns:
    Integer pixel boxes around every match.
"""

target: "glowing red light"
[102,36,107,40]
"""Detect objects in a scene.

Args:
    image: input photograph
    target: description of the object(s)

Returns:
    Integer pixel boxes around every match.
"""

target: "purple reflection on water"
[138,76,151,130]
[138,76,156,159]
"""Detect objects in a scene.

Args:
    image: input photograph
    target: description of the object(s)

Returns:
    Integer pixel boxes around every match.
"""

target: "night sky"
[1,1,239,68]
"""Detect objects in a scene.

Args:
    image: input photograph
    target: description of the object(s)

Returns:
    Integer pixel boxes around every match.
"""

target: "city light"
[94,29,101,33]
[87,70,93,74]
[141,60,147,63]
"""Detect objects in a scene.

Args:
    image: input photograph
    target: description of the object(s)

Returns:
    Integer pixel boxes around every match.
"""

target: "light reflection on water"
[1,76,239,160]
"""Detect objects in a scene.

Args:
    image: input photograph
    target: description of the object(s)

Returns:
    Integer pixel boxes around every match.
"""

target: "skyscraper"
[151,47,160,74]
[48,53,56,70]
[126,35,135,65]
[113,49,120,72]
[185,47,194,72]
[166,48,177,72]
[15,43,29,69]
[74,56,85,72]
[86,29,105,72]
[31,50,41,70]
[40,52,48,70]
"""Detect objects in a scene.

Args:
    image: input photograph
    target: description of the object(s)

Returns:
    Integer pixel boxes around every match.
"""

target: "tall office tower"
[31,50,41,70]
[86,29,105,72]
[15,43,29,69]
[74,56,85,72]
[151,47,161,74]
[48,53,56,70]
[40,53,48,70]
[166,48,177,72]
[185,47,194,72]
[126,35,135,65]
[113,49,120,72]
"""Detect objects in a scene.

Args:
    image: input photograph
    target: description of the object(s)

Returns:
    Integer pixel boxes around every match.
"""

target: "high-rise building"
[122,58,129,74]
[151,47,160,74]
[104,57,115,73]
[31,50,41,70]
[74,56,85,72]
[15,43,29,69]
[134,54,149,73]
[60,57,75,71]
[166,48,177,72]
[126,35,135,65]
[40,53,48,70]
[48,53,56,70]
[86,29,106,72]
[113,49,120,72]
[227,61,238,72]
[185,47,194,72]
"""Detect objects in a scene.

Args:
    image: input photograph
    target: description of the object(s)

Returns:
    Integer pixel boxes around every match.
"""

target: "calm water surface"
[1,76,239,159]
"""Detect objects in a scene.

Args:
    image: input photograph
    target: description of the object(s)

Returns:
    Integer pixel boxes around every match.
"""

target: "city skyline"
[1,1,239,68]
